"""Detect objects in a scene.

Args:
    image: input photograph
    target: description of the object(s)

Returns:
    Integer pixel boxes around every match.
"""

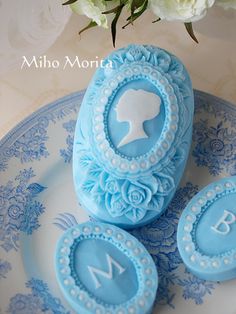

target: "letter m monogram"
[87,254,126,289]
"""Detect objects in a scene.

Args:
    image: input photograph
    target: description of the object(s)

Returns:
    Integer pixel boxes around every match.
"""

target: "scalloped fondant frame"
[55,222,158,314]
[177,177,236,281]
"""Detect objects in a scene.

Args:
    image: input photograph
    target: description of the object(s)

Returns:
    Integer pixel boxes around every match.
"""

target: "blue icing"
[72,239,138,304]
[107,79,165,157]
[73,44,194,228]
[196,193,236,255]
[55,222,158,314]
[177,176,236,282]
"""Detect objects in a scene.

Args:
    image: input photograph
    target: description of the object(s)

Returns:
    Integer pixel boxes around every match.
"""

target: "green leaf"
[62,0,78,5]
[102,5,121,15]
[130,0,137,24]
[111,4,125,47]
[79,20,98,36]
[132,0,147,14]
[184,22,199,43]
[152,17,161,23]
[122,0,147,29]
[131,0,145,12]
[129,0,145,24]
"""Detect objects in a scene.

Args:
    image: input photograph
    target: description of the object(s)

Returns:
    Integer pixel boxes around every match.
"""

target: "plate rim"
[0,90,85,149]
[0,88,236,313]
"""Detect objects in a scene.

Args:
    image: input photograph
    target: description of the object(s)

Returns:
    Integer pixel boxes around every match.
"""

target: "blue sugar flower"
[105,193,127,217]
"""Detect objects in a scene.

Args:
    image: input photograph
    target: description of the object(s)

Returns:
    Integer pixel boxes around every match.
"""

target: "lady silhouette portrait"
[116,89,161,148]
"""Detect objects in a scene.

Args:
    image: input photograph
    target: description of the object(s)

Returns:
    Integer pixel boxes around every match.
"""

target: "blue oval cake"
[55,222,158,313]
[177,176,236,282]
[73,44,194,228]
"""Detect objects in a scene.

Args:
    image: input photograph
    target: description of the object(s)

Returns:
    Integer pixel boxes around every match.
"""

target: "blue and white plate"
[0,90,235,314]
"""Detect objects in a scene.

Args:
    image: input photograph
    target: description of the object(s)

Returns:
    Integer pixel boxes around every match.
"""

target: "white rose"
[70,0,108,28]
[149,0,216,22]
[216,0,236,9]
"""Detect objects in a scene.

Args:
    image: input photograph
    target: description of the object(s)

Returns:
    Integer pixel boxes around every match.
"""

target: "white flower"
[216,0,236,9]
[149,0,216,22]
[70,0,108,28]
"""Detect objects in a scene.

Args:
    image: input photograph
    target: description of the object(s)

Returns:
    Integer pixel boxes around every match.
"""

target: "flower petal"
[70,0,108,28]
[138,175,158,194]
[149,0,215,22]
[155,173,175,196]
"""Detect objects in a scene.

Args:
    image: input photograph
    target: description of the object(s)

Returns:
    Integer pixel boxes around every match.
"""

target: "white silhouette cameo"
[116,89,161,148]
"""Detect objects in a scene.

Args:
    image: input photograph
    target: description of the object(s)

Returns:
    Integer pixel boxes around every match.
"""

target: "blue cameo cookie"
[73,44,194,228]
[177,176,236,281]
[55,221,158,314]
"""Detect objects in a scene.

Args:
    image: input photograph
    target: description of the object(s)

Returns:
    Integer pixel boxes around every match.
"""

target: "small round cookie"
[55,221,158,313]
[177,176,236,281]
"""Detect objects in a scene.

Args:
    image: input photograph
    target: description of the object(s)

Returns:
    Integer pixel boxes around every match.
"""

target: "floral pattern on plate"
[0,259,11,280]
[0,90,235,313]
[7,278,70,314]
[0,94,80,171]
[193,92,236,176]
[0,168,46,252]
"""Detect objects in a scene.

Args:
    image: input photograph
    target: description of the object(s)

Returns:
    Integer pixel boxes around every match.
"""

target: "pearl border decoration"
[91,63,179,175]
[55,222,158,314]
[73,44,194,225]
[177,177,236,281]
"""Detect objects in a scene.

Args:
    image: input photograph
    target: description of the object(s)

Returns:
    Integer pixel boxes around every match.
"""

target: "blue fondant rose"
[125,46,151,62]
[155,173,175,196]
[91,166,175,222]
[123,183,149,207]
[148,47,171,72]
[100,172,120,194]
[105,193,127,217]
[105,180,119,194]
[121,176,158,209]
